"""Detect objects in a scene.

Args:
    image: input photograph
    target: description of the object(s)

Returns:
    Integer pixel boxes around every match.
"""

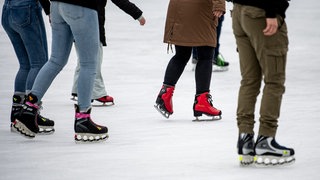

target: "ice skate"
[193,92,222,121]
[254,135,295,167]
[237,133,255,166]
[70,93,77,101]
[154,85,174,118]
[74,104,108,143]
[11,94,40,138]
[212,53,229,72]
[11,95,55,135]
[37,114,55,134]
[94,95,114,106]
[10,94,24,131]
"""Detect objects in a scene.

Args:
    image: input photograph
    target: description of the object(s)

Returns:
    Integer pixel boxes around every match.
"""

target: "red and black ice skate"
[154,85,174,118]
[193,92,222,121]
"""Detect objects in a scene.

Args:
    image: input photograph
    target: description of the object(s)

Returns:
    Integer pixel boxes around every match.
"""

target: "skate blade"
[38,126,55,135]
[12,120,36,139]
[70,96,77,101]
[74,133,109,143]
[154,105,171,119]
[239,155,255,166]
[254,155,295,167]
[192,115,221,122]
[213,65,228,72]
[92,101,115,107]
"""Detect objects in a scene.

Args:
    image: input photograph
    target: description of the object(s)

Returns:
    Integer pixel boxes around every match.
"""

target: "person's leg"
[195,46,214,94]
[31,2,74,101]
[155,45,191,118]
[193,46,221,119]
[71,55,80,97]
[1,0,48,94]
[214,15,224,60]
[64,6,99,111]
[92,43,107,99]
[232,4,261,165]
[163,45,192,86]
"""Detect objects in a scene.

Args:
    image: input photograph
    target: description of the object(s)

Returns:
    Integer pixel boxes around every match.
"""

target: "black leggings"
[163,45,214,94]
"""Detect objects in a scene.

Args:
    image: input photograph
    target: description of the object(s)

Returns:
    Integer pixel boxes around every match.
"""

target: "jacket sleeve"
[111,0,143,20]
[212,0,226,12]
[264,0,289,18]
[39,0,50,15]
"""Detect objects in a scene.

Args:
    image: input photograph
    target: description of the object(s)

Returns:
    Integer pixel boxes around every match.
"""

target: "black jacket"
[99,0,143,46]
[39,0,50,15]
[232,0,289,18]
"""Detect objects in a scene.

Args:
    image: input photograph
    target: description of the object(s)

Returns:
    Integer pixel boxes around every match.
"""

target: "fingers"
[213,11,223,18]
[138,16,146,26]
[263,18,278,36]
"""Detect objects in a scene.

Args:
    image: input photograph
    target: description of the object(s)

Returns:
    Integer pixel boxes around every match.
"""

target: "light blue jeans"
[1,0,48,94]
[31,2,99,111]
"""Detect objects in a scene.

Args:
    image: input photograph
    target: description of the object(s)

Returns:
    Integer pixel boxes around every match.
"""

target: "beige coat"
[163,0,225,47]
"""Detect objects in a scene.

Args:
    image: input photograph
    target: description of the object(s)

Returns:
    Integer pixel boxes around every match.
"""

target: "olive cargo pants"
[232,4,288,137]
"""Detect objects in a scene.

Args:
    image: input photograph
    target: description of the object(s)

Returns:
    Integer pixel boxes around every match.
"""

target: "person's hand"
[263,18,278,36]
[138,16,146,26]
[213,10,224,18]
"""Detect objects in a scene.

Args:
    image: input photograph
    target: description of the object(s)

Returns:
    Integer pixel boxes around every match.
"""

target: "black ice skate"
[254,135,295,166]
[154,85,174,118]
[37,111,55,134]
[11,94,40,138]
[237,133,255,166]
[10,94,24,131]
[74,104,108,143]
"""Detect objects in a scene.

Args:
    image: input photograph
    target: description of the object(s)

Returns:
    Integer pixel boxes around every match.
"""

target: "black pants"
[163,45,214,94]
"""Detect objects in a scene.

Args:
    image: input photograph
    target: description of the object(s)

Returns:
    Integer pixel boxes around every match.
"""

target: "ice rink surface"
[0,0,319,179]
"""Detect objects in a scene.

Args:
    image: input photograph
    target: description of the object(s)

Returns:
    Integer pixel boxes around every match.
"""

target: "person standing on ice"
[231,0,295,166]
[154,0,225,120]
[1,0,55,134]
[11,0,113,142]
[71,0,146,106]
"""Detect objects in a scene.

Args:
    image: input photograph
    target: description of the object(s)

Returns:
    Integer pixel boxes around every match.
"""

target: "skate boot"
[36,101,55,134]
[11,93,40,138]
[10,94,24,130]
[71,93,77,101]
[213,53,229,72]
[193,92,222,121]
[74,104,108,143]
[154,85,174,118]
[254,135,295,166]
[94,95,114,105]
[237,133,255,166]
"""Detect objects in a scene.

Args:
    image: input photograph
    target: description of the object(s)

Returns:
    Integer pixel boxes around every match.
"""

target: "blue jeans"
[1,0,48,94]
[31,2,99,111]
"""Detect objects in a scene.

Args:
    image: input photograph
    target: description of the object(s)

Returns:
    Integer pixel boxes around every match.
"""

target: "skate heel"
[193,110,203,117]
[155,85,174,118]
